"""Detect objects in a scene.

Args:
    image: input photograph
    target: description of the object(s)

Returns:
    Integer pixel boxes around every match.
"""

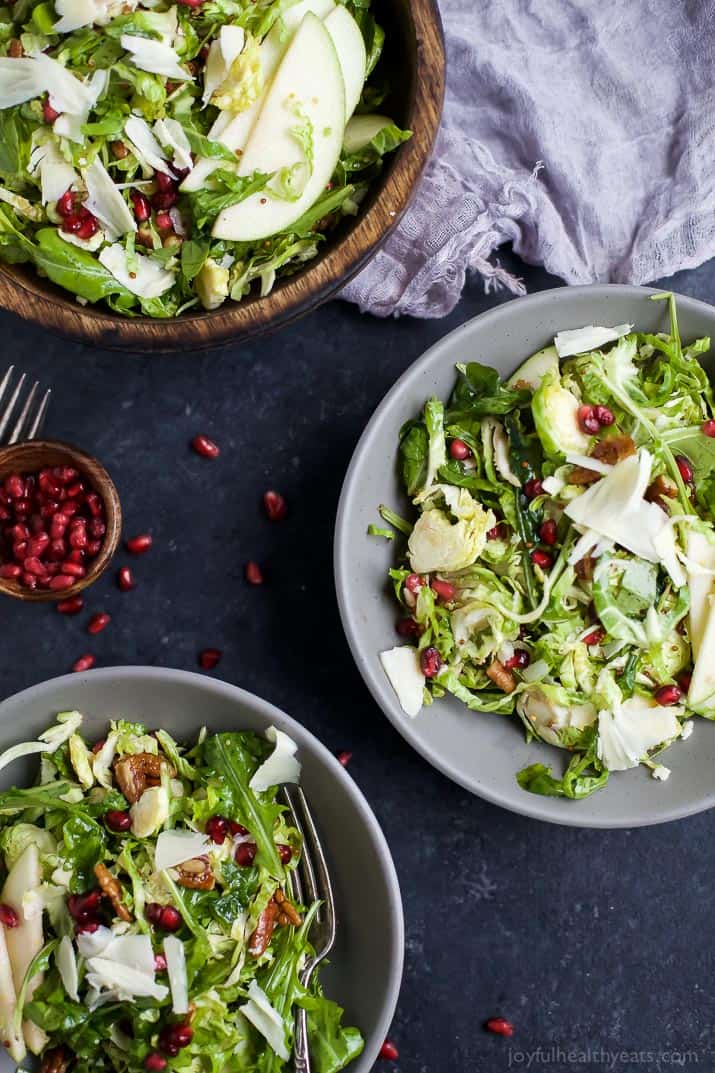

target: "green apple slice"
[212,13,345,242]
[343,113,393,153]
[324,5,366,119]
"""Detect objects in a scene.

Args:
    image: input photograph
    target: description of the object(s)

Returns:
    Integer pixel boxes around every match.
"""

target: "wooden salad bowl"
[0,0,445,353]
[0,440,122,601]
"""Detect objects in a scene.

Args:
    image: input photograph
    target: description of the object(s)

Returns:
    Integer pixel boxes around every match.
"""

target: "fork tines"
[0,366,51,446]
[282,785,336,963]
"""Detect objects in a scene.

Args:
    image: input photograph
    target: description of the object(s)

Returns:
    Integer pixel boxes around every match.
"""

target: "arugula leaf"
[305,984,365,1073]
[61,813,107,893]
[517,754,609,800]
[449,361,529,419]
[399,421,428,497]
[212,858,260,926]
[187,170,271,230]
[31,229,136,308]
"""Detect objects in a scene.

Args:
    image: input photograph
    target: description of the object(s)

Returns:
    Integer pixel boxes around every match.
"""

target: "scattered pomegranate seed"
[523,478,543,500]
[235,842,257,867]
[56,190,75,217]
[130,189,151,222]
[336,750,352,767]
[118,566,136,591]
[530,549,553,569]
[105,809,131,832]
[594,405,615,426]
[654,684,682,706]
[75,920,100,935]
[404,573,424,594]
[67,890,102,922]
[92,738,106,754]
[504,649,530,670]
[146,904,181,932]
[72,654,95,673]
[485,1017,514,1037]
[154,953,167,972]
[487,522,507,540]
[145,1055,167,1072]
[88,612,110,635]
[228,820,248,836]
[420,646,442,678]
[677,670,692,692]
[42,97,60,123]
[0,904,19,928]
[76,215,99,240]
[245,561,264,585]
[126,533,152,555]
[539,519,558,545]
[702,419,715,438]
[583,627,606,646]
[675,455,694,484]
[277,844,292,864]
[431,578,456,602]
[396,617,418,637]
[199,647,222,670]
[160,1024,193,1054]
[449,438,471,461]
[263,490,287,522]
[154,211,173,233]
[379,1040,399,1061]
[577,405,600,434]
[205,815,228,843]
[192,434,220,459]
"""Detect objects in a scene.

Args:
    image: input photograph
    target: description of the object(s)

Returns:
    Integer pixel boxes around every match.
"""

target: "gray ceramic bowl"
[335,284,715,829]
[0,667,403,1072]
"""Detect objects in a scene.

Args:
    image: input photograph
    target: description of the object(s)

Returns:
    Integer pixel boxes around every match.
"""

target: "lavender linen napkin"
[341,0,715,318]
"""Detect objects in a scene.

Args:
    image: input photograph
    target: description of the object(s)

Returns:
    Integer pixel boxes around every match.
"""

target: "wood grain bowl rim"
[0,439,122,602]
[0,0,445,353]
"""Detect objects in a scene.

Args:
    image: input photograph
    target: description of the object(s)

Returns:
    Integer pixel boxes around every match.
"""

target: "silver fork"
[282,786,337,1073]
[0,367,51,447]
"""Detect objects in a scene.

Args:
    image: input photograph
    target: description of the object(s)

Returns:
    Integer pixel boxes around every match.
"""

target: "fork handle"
[293,1007,311,1073]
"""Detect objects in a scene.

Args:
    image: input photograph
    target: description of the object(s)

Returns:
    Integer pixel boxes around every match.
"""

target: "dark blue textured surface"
[2,250,715,1072]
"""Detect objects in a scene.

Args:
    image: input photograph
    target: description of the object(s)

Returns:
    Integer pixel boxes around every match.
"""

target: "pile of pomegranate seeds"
[0,466,107,593]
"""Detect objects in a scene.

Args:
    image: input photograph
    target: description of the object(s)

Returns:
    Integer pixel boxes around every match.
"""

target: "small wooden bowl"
[0,0,444,353]
[0,441,122,602]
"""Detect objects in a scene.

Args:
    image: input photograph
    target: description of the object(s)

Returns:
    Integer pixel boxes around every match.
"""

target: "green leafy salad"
[0,711,362,1072]
[373,294,715,800]
[0,0,409,316]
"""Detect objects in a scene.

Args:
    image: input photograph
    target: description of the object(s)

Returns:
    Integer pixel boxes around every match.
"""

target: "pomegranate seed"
[485,1017,514,1037]
[48,539,67,561]
[61,212,85,234]
[449,438,471,460]
[89,518,106,539]
[654,684,682,706]
[523,478,543,499]
[57,595,84,615]
[42,97,60,123]
[205,815,228,843]
[0,564,21,579]
[263,490,287,522]
[677,670,692,692]
[192,434,220,459]
[13,541,28,561]
[155,171,177,193]
[145,903,164,925]
[487,522,507,540]
[577,404,600,434]
[49,574,74,590]
[199,647,221,670]
[76,215,99,240]
[145,1055,167,1072]
[117,566,136,591]
[161,1024,193,1052]
[5,475,24,498]
[594,405,615,426]
[56,190,75,217]
[21,573,37,589]
[23,556,46,577]
[54,466,78,485]
[88,612,110,635]
[75,920,100,935]
[86,492,103,517]
[277,844,292,864]
[245,561,263,585]
[155,211,173,233]
[702,419,715,438]
[72,654,95,673]
[228,820,248,836]
[583,627,606,646]
[27,534,50,558]
[154,953,167,972]
[86,539,102,556]
[396,617,418,637]
[130,189,151,222]
[235,842,257,867]
[61,562,85,579]
[675,455,694,484]
[0,904,19,928]
[152,190,177,210]
[539,519,558,545]
[67,890,102,921]
[404,573,424,594]
[379,1040,399,1061]
[420,646,442,678]
[336,750,352,767]
[105,809,131,832]
[431,578,456,602]
[126,533,152,555]
[154,906,181,932]
[530,549,553,569]
[93,737,106,753]
[503,649,530,670]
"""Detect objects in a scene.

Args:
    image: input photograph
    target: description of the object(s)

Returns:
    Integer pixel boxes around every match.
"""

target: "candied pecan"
[486,660,517,694]
[113,752,175,803]
[274,888,302,927]
[7,39,23,57]
[574,556,595,581]
[110,140,128,159]
[568,464,602,486]
[569,434,636,485]
[645,474,678,508]
[40,1046,73,1073]
[248,901,279,957]
[94,862,131,922]
[176,857,215,891]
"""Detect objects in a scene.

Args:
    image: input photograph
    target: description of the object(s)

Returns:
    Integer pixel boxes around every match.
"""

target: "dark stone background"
[2,251,714,1073]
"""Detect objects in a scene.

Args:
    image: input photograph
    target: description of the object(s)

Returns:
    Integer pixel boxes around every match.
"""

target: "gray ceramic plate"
[335,284,715,828]
[0,667,403,1072]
